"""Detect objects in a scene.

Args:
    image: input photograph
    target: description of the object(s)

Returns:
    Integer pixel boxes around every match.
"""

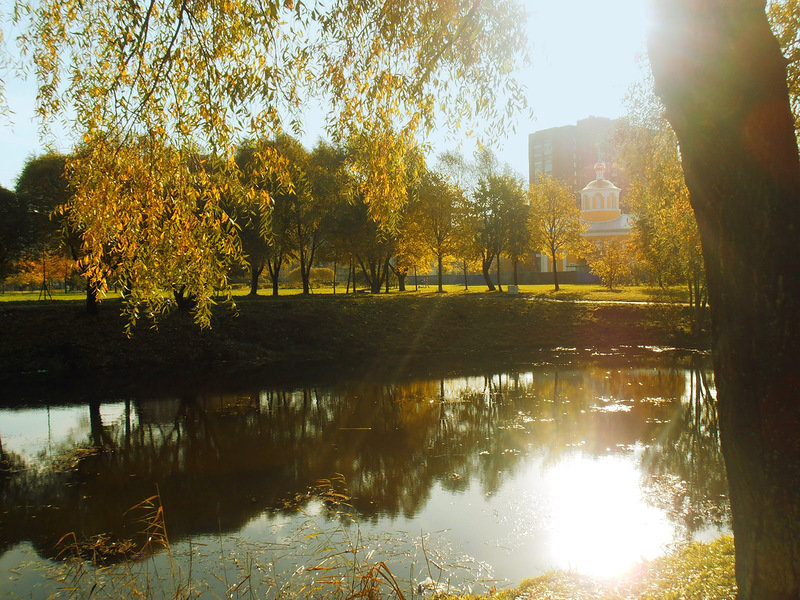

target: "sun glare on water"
[543,453,673,578]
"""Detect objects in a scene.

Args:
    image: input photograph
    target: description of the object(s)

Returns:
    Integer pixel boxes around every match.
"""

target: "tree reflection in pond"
[0,355,729,594]
[642,356,728,537]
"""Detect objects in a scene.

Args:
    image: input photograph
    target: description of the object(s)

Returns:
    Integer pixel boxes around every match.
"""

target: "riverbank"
[0,292,708,401]
[38,532,737,600]
[440,536,735,600]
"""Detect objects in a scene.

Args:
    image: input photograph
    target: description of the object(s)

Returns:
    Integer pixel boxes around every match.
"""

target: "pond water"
[0,352,729,598]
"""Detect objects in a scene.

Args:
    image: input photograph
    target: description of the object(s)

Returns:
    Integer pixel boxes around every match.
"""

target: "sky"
[0,0,650,190]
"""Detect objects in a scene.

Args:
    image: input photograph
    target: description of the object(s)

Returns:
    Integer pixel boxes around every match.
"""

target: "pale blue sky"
[0,0,650,189]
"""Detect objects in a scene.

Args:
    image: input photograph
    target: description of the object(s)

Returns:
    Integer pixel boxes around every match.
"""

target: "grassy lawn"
[0,283,690,304]
[236,282,691,303]
[236,283,692,303]
[519,283,690,303]
[0,290,119,302]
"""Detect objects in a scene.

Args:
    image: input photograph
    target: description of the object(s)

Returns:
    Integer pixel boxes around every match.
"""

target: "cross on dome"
[594,162,606,180]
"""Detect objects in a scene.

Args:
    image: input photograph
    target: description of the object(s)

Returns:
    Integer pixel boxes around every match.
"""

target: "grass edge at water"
[436,536,736,600]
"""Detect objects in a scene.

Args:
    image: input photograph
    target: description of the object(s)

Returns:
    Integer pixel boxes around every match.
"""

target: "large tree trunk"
[650,2,800,597]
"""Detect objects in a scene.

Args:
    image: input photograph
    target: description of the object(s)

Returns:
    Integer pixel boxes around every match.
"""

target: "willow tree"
[15,0,527,325]
[649,1,800,597]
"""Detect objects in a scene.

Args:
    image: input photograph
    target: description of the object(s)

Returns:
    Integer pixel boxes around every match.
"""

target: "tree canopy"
[528,174,584,291]
[0,186,25,284]
[769,0,800,134]
[11,0,528,325]
[616,76,706,328]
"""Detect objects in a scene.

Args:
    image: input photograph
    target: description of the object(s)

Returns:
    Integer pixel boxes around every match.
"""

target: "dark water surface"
[0,351,729,597]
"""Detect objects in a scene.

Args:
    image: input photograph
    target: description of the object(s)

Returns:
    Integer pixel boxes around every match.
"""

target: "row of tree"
[0,123,707,316]
[0,137,594,308]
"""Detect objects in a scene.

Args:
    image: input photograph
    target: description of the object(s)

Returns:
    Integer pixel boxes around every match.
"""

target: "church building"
[527,118,632,278]
[538,161,631,273]
[580,162,631,243]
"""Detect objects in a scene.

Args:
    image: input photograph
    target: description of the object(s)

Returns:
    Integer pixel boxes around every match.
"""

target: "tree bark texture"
[267,257,282,297]
[360,258,387,294]
[438,254,444,292]
[299,249,309,295]
[550,250,560,291]
[481,251,495,291]
[649,2,800,597]
[495,250,502,292]
[249,263,263,296]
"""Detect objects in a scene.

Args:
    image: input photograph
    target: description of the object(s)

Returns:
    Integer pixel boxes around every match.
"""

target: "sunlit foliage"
[402,169,463,292]
[13,0,528,325]
[769,0,800,134]
[7,251,77,291]
[456,148,527,291]
[585,239,632,290]
[528,174,584,292]
[67,134,247,328]
[501,177,532,286]
[616,75,706,330]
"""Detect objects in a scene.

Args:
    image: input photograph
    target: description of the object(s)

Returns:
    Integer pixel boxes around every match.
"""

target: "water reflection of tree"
[0,358,728,563]
[641,357,730,536]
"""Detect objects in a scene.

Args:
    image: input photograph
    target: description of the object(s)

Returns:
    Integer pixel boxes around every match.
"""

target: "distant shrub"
[287,267,334,288]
